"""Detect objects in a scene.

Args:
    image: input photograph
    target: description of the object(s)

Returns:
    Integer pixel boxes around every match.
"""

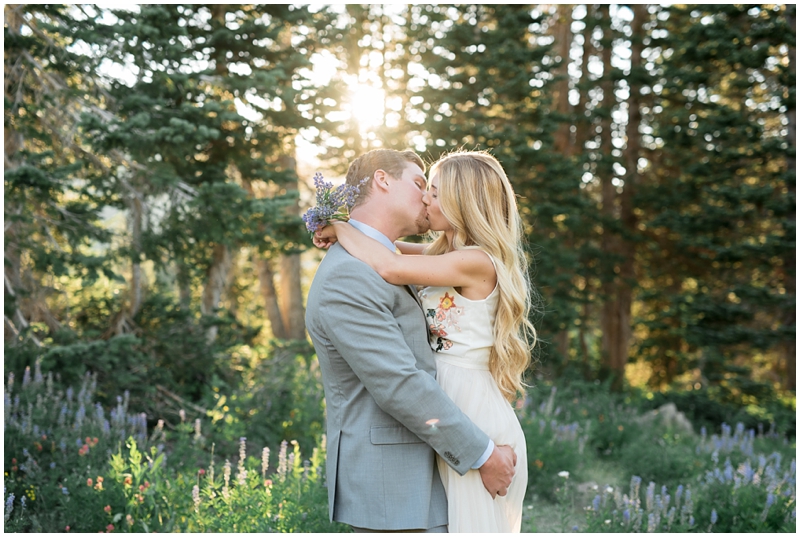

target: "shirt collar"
[348,219,395,252]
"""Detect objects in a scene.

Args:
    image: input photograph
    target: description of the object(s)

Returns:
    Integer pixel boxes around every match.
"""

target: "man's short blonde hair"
[345,149,425,207]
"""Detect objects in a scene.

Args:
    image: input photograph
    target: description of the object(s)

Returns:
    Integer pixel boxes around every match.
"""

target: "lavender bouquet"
[302,173,367,233]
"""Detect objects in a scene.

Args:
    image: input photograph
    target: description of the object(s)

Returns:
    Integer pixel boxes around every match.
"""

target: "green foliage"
[636,4,795,387]
[189,438,347,533]
[520,379,795,533]
[3,369,147,532]
[203,341,326,457]
[646,385,797,439]
[3,368,344,533]
[519,386,589,501]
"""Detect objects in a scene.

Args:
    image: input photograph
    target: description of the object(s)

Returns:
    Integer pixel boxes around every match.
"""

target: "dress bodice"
[418,282,499,371]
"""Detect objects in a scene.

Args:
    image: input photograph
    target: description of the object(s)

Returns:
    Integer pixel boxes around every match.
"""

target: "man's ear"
[373,169,390,191]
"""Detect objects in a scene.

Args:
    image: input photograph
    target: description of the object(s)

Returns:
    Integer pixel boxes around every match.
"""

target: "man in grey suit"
[305,149,517,532]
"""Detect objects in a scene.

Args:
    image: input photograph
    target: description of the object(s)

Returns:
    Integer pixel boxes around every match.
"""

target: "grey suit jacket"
[305,244,491,531]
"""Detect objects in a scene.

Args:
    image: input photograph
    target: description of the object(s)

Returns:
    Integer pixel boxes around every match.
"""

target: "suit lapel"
[403,284,434,345]
[405,285,422,308]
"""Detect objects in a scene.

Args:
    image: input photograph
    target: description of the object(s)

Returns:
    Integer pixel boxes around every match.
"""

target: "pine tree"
[4,5,114,347]
[636,5,795,397]
[80,4,329,342]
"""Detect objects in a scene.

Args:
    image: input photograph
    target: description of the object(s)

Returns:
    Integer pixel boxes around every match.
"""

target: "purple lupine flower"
[22,367,31,387]
[724,462,734,481]
[192,484,200,512]
[302,174,369,233]
[623,509,630,524]
[237,437,248,485]
[593,495,601,511]
[710,509,718,524]
[222,460,231,498]
[766,493,775,508]
[261,447,270,478]
[630,475,642,504]
[646,482,656,511]
[4,493,14,519]
[667,506,676,528]
[278,440,289,478]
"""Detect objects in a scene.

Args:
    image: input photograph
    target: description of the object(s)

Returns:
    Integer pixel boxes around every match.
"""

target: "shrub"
[521,413,588,501]
[3,366,345,533]
[4,367,149,532]
[188,437,347,533]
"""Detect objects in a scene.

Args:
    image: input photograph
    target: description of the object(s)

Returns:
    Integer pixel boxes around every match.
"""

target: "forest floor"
[522,463,626,532]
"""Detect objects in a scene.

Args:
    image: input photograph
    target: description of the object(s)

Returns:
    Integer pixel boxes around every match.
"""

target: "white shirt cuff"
[471,440,495,469]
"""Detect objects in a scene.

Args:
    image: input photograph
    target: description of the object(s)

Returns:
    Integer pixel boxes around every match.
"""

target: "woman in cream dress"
[316,151,535,533]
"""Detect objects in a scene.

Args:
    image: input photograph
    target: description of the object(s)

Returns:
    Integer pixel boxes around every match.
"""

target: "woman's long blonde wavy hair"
[425,151,536,402]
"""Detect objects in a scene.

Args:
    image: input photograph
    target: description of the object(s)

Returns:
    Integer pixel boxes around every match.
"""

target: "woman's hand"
[312,224,339,249]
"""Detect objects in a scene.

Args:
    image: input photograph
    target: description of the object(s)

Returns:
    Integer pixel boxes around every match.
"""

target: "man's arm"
[318,266,490,475]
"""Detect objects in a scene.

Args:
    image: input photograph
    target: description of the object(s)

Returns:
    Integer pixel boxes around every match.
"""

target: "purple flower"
[710,509,718,524]
[302,173,369,233]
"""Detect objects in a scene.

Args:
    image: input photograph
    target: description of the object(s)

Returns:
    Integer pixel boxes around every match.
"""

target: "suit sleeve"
[318,265,490,475]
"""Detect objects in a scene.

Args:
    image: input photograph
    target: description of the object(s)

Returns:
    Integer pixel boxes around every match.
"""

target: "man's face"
[389,161,430,235]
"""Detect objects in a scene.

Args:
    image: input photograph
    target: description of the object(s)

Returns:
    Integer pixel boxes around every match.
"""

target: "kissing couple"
[306,148,536,533]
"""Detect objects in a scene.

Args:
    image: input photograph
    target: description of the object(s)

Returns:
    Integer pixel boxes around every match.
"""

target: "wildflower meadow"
[4,363,794,533]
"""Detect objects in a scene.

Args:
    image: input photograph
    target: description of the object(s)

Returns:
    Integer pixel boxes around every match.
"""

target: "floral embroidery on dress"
[425,292,464,352]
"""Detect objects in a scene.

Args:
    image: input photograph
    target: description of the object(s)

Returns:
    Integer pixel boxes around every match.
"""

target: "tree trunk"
[256,256,287,340]
[279,254,305,340]
[177,262,192,309]
[201,244,232,343]
[3,4,34,343]
[575,5,596,153]
[129,192,144,319]
[552,4,574,155]
[345,4,367,152]
[597,4,625,391]
[611,3,647,388]
[782,5,796,391]
[277,154,306,340]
